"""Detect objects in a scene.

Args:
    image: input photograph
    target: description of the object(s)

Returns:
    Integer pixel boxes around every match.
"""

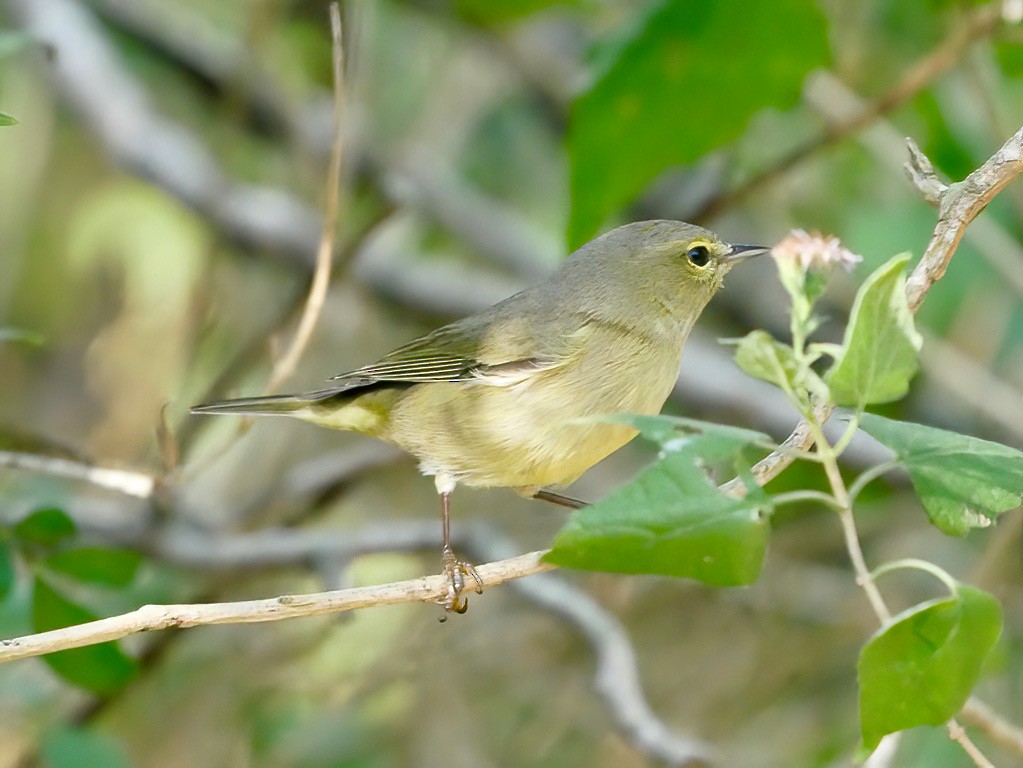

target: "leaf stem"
[770,490,842,510]
[871,558,959,597]
[847,460,900,504]
[831,413,861,456]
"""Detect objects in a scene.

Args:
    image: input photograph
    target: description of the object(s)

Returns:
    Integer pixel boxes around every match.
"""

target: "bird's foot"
[439,545,483,615]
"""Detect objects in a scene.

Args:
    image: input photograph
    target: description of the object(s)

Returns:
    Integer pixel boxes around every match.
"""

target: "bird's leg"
[532,488,589,510]
[437,486,482,614]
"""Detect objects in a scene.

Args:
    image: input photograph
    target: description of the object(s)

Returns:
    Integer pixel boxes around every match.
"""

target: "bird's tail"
[191,394,309,417]
[191,388,341,418]
[191,386,392,435]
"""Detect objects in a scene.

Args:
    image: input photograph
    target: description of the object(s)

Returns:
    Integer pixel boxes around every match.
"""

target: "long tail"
[191,388,340,417]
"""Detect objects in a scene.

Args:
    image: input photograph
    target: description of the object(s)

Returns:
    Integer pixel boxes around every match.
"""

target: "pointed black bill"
[725,243,771,263]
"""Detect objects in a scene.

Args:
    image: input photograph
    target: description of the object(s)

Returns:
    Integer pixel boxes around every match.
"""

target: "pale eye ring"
[687,245,711,267]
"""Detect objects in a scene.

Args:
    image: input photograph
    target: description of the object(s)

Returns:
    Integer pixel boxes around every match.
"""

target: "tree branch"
[0,450,155,499]
[904,125,1023,311]
[0,551,552,664]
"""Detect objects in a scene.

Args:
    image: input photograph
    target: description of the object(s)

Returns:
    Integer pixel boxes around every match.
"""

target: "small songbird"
[192,220,767,612]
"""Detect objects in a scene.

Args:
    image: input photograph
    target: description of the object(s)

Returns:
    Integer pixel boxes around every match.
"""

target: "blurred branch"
[7,0,557,282]
[0,450,155,498]
[88,0,315,143]
[920,330,1023,439]
[265,3,345,392]
[508,571,714,766]
[683,1,1002,223]
[961,698,1023,756]
[805,70,1023,302]
[3,0,323,267]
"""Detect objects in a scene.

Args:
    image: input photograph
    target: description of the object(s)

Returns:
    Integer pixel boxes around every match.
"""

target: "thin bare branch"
[905,123,1023,311]
[0,551,553,665]
[266,3,345,392]
[961,697,1023,757]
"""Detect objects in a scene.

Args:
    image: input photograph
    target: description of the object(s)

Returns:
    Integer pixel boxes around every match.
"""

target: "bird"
[192,220,767,612]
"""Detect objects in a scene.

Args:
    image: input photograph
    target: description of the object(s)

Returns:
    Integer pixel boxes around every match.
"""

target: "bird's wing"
[330,313,585,388]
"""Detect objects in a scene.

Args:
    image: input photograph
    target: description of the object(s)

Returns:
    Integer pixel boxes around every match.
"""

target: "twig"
[806,70,1023,303]
[809,421,999,766]
[265,3,345,392]
[904,126,1023,311]
[732,122,1023,498]
[961,697,1023,757]
[947,720,996,768]
[0,551,553,664]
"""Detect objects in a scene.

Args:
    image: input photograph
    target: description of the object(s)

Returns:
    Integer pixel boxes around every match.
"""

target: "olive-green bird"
[192,220,767,612]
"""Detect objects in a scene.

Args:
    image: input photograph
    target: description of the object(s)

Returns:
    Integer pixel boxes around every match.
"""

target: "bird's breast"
[385,327,685,490]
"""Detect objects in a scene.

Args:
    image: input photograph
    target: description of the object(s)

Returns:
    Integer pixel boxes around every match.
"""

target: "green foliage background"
[0,0,1022,766]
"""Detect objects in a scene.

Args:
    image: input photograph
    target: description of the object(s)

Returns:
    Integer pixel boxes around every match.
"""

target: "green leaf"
[825,254,922,407]
[545,417,773,585]
[733,330,828,402]
[40,726,130,768]
[859,413,1023,535]
[45,548,142,587]
[567,0,829,246]
[0,539,14,602]
[858,584,1002,751]
[0,113,16,127]
[14,507,76,546]
[32,576,137,694]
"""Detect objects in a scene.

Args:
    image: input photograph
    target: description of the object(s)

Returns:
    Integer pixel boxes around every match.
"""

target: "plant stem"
[806,413,994,767]
[807,417,892,623]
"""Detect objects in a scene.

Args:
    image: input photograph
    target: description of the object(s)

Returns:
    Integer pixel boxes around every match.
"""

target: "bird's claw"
[439,545,483,615]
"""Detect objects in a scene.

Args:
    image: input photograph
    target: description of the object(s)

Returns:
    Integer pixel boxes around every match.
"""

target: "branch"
[3,0,322,266]
[0,552,552,664]
[265,3,345,392]
[961,698,1023,757]
[0,450,155,499]
[509,571,714,766]
[904,125,1023,311]
[9,127,1020,671]
[731,122,1023,493]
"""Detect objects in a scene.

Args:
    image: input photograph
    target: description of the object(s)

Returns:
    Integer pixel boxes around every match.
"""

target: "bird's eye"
[686,245,711,267]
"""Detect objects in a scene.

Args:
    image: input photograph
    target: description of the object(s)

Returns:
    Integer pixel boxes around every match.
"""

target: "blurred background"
[0,0,1022,766]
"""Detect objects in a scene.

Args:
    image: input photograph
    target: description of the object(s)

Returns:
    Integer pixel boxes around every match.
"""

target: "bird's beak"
[724,243,771,263]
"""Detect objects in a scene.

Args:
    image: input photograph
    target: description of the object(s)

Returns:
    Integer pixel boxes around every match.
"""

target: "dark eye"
[687,245,710,267]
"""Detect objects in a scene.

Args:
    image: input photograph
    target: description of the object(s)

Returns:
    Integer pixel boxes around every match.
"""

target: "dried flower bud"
[772,229,862,272]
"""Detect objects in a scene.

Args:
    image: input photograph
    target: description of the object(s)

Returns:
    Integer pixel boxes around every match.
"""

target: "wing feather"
[329,313,587,388]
